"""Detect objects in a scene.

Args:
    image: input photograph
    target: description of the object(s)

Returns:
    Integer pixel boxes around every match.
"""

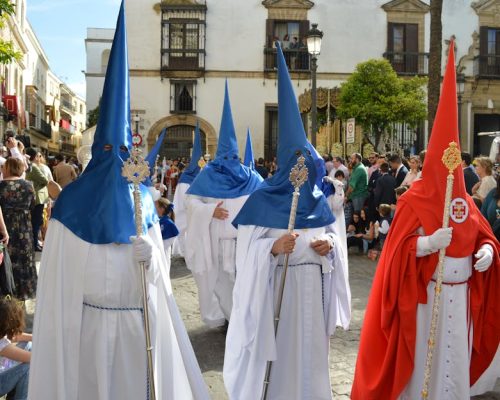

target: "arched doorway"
[147,115,217,159]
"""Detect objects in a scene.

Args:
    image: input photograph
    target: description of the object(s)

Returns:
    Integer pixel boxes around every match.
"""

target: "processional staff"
[122,146,156,400]
[421,142,462,400]
[261,154,309,400]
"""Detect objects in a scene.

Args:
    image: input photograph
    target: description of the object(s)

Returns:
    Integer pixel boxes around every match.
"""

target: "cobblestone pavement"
[25,252,498,399]
[170,254,500,400]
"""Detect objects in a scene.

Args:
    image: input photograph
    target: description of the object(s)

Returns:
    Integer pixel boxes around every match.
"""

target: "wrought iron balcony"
[474,55,500,79]
[29,113,52,139]
[383,52,429,75]
[60,142,75,153]
[59,118,76,134]
[161,49,206,72]
[264,47,310,72]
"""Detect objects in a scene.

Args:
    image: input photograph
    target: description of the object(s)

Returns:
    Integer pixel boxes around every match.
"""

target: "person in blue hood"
[223,43,351,400]
[184,81,263,328]
[27,3,209,399]
[172,122,203,257]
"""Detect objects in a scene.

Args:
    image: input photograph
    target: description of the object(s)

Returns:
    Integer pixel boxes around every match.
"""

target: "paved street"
[25,252,499,399]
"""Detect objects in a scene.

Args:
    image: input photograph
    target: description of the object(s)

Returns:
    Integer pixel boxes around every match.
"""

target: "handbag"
[47,180,62,200]
[0,246,15,296]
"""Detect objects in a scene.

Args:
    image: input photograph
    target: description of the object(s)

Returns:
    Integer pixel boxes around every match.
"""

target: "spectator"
[388,153,408,187]
[367,156,385,222]
[461,152,479,195]
[347,211,365,253]
[0,296,32,400]
[255,157,269,179]
[373,161,396,211]
[481,175,500,241]
[367,152,379,179]
[376,203,392,249]
[401,155,420,187]
[472,156,496,206]
[324,155,334,175]
[346,153,368,212]
[0,158,37,300]
[53,155,77,188]
[416,150,426,179]
[329,156,350,181]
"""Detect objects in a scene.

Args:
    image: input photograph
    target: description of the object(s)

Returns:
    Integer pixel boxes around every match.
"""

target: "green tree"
[427,0,443,134]
[87,104,100,127]
[0,0,22,64]
[337,59,427,150]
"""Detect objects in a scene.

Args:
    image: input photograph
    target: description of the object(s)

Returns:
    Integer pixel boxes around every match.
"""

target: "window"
[161,3,206,72]
[385,23,421,74]
[160,124,207,159]
[478,27,500,77]
[264,20,309,71]
[264,106,278,161]
[80,104,83,114]
[170,80,196,114]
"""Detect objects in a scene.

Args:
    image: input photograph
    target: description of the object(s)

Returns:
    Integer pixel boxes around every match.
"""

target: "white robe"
[224,224,351,400]
[172,182,189,257]
[401,232,499,399]
[28,220,210,400]
[185,194,248,327]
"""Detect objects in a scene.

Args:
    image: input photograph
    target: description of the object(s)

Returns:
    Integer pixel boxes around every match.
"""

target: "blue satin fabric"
[144,128,166,187]
[244,129,255,169]
[179,122,202,185]
[159,215,179,240]
[51,2,156,244]
[308,142,334,198]
[232,43,334,229]
[187,81,263,199]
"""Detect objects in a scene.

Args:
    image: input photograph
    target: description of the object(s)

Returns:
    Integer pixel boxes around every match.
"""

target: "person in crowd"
[52,154,77,189]
[347,211,365,253]
[24,148,48,252]
[156,197,179,259]
[373,161,396,211]
[346,153,368,212]
[324,154,334,175]
[185,82,263,328]
[472,156,496,206]
[0,297,32,400]
[367,156,384,222]
[376,203,392,249]
[329,156,349,181]
[367,152,379,179]
[224,43,350,399]
[481,175,500,241]
[352,43,499,400]
[0,158,36,300]
[388,153,408,187]
[401,155,420,187]
[28,6,210,399]
[462,151,479,195]
[255,157,269,179]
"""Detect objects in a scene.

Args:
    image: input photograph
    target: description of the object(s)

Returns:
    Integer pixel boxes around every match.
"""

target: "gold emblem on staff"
[441,141,461,174]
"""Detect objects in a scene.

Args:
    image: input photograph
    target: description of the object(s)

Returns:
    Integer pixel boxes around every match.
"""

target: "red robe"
[351,195,500,399]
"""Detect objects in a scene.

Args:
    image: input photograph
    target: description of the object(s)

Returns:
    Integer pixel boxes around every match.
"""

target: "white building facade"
[84,0,500,159]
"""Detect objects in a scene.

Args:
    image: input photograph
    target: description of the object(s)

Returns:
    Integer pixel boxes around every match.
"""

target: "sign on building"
[346,118,355,144]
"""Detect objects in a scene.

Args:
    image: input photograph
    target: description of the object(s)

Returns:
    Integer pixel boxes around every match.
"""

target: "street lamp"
[133,114,140,135]
[306,23,323,148]
[457,73,465,136]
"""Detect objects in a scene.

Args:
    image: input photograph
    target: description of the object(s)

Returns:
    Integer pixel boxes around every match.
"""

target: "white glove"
[416,227,453,256]
[323,176,344,193]
[147,186,161,202]
[130,235,154,269]
[474,244,493,272]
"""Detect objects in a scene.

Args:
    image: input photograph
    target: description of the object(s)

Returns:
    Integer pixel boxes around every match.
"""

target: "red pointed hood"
[400,41,477,257]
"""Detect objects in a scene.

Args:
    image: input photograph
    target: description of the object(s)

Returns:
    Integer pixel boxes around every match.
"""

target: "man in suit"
[373,161,397,210]
[462,151,479,195]
[388,153,408,187]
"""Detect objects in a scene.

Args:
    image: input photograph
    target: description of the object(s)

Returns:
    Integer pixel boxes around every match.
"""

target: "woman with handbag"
[0,158,37,300]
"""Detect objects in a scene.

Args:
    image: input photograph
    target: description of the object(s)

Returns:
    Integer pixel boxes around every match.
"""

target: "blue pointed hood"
[179,121,202,185]
[144,128,166,187]
[187,81,263,199]
[244,128,255,169]
[233,43,334,229]
[51,1,156,244]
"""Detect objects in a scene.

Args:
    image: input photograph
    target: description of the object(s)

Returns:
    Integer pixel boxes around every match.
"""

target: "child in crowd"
[0,296,32,400]
[368,204,392,261]
[155,197,179,259]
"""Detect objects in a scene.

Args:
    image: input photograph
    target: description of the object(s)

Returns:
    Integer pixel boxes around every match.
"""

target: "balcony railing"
[60,99,76,113]
[29,112,52,139]
[60,142,75,154]
[264,48,310,72]
[59,118,76,134]
[161,49,206,72]
[474,55,500,78]
[383,52,429,75]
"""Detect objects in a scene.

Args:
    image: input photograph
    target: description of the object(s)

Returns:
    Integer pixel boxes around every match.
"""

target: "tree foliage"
[87,104,100,127]
[0,1,22,64]
[337,59,427,150]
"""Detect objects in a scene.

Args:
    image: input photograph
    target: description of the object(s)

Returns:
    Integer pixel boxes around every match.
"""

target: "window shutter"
[405,24,418,53]
[266,19,274,48]
[480,26,488,56]
[387,23,394,52]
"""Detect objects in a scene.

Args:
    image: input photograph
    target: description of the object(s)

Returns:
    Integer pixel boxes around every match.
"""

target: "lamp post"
[133,113,140,135]
[457,73,465,138]
[306,23,323,149]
